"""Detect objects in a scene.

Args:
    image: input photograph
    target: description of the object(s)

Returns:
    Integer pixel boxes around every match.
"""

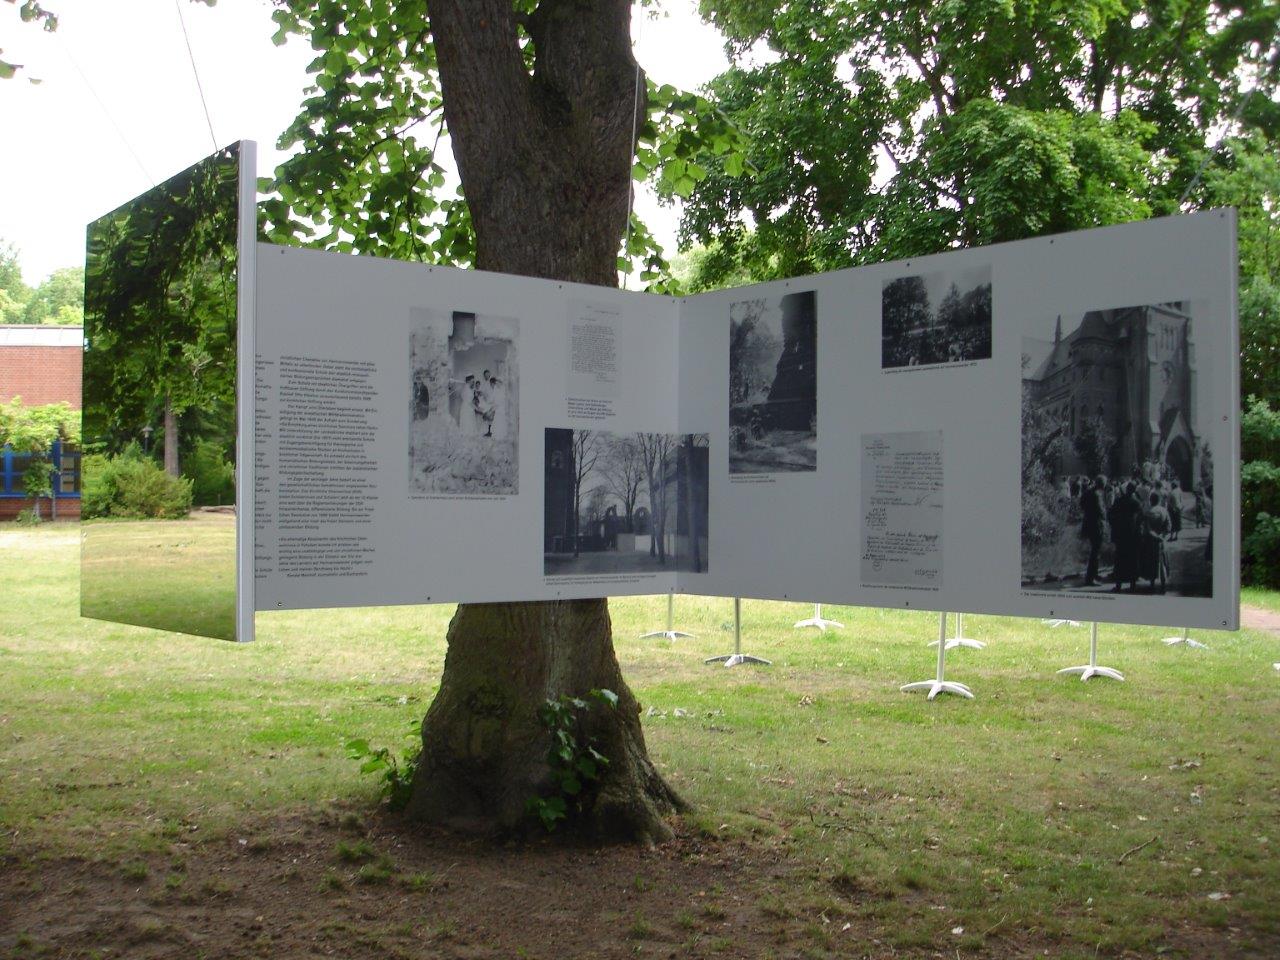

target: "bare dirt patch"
[0,808,851,960]
[3,807,1276,959]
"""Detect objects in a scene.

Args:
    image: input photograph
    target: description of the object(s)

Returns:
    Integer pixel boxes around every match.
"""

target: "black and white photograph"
[1020,302,1213,597]
[881,266,992,369]
[409,308,519,495]
[544,429,709,576]
[729,290,817,474]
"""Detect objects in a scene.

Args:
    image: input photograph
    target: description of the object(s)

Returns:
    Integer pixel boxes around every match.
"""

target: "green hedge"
[81,449,192,520]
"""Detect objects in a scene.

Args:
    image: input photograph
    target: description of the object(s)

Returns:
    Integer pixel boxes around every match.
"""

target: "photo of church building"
[1020,302,1212,597]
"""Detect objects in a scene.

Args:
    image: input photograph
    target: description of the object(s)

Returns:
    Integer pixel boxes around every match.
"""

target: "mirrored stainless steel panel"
[81,143,245,641]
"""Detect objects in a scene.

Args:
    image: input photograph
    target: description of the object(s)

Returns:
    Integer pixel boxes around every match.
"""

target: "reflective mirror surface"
[81,144,242,640]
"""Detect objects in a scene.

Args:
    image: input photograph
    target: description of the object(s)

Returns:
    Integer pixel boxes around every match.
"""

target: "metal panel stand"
[1057,622,1125,681]
[640,593,695,640]
[794,602,844,631]
[706,598,771,667]
[1162,627,1208,649]
[901,611,974,699]
[928,611,985,649]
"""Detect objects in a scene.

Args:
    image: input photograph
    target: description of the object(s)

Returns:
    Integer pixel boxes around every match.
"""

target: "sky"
[0,0,730,286]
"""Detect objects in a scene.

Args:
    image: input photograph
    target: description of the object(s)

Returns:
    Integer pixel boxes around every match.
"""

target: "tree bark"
[163,398,180,477]
[409,0,684,842]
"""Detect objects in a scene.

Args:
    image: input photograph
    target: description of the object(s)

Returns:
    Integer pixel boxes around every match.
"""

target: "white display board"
[254,211,1239,630]
[253,246,683,610]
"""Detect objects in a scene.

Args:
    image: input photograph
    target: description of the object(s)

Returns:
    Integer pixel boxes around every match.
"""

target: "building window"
[9,453,33,494]
[57,449,81,494]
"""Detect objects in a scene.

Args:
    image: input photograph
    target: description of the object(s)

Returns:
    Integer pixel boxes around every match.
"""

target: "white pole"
[706,597,770,667]
[935,611,947,682]
[1056,621,1124,682]
[1162,625,1208,649]
[736,597,747,657]
[640,591,694,640]
[901,610,973,699]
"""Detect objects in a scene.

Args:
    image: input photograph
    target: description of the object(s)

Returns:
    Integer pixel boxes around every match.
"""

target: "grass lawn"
[1,524,1278,959]
[80,513,237,641]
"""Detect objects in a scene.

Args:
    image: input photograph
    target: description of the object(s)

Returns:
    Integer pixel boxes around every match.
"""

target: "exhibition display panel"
[82,144,1240,642]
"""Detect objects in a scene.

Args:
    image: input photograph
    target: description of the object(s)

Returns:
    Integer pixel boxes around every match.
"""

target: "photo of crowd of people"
[881,266,992,369]
[1036,469,1212,594]
[1020,302,1213,597]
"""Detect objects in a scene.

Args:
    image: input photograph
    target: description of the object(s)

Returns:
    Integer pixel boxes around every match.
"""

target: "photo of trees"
[729,290,817,474]
[881,266,992,369]
[544,428,709,576]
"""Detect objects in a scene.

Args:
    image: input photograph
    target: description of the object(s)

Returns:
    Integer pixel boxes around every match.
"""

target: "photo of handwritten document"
[860,430,943,589]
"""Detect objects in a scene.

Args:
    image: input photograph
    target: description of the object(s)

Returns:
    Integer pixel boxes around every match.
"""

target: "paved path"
[1241,605,1280,634]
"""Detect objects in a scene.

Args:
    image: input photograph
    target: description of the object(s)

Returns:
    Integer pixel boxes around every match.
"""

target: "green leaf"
[593,689,619,709]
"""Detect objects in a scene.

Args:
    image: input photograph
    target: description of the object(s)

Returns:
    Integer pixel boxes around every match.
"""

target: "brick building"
[0,325,83,520]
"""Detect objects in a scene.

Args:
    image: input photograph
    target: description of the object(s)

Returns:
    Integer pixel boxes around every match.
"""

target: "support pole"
[1162,626,1208,649]
[640,592,695,640]
[1056,621,1125,681]
[929,611,985,650]
[794,602,844,631]
[706,597,771,667]
[901,611,974,699]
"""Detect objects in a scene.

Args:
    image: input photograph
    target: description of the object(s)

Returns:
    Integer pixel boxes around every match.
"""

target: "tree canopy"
[20,266,83,325]
[0,396,79,452]
[259,0,749,289]
[83,144,239,462]
[678,0,1280,288]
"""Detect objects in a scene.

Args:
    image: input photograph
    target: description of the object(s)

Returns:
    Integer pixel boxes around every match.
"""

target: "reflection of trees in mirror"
[83,144,239,511]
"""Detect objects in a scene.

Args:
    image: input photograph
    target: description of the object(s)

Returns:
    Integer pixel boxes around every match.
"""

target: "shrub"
[80,449,192,520]
[79,453,113,519]
[1244,512,1280,588]
[185,439,234,506]
[13,507,40,526]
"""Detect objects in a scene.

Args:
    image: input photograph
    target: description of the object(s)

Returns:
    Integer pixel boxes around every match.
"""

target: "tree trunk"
[682,440,700,573]
[409,0,684,842]
[163,398,180,477]
[407,601,682,841]
[572,471,581,558]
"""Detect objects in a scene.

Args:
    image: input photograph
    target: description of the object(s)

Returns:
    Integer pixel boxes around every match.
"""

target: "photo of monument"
[881,265,992,369]
[1020,302,1213,597]
[729,290,817,474]
[544,428,709,576]
[409,308,519,495]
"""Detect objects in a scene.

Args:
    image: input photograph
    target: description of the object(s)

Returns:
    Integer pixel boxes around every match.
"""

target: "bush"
[79,453,113,519]
[185,438,234,506]
[80,449,192,520]
[1244,512,1280,588]
[13,507,41,526]
[1241,396,1280,588]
